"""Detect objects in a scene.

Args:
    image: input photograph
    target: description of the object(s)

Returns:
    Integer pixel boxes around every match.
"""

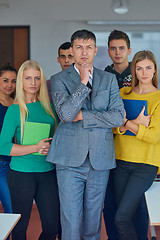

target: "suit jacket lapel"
[91,68,101,100]
[68,65,81,85]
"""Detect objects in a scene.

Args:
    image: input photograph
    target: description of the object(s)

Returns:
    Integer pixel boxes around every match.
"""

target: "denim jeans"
[0,161,12,213]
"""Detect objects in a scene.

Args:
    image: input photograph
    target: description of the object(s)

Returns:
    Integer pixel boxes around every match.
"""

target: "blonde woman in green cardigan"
[0,60,60,240]
[113,50,160,240]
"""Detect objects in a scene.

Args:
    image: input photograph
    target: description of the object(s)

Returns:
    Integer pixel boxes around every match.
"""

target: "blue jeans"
[103,171,149,240]
[0,161,12,240]
[0,161,12,213]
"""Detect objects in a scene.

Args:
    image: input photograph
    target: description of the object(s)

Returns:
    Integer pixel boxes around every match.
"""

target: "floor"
[27,204,108,240]
[1,203,160,239]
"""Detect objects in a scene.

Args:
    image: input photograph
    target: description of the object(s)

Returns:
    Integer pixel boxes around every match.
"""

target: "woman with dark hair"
[0,65,17,215]
[113,50,160,240]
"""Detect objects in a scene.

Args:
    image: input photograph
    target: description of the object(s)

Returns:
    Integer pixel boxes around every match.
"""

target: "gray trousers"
[56,157,110,240]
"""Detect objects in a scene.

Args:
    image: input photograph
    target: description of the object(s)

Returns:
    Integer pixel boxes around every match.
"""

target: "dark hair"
[0,65,17,77]
[58,42,71,56]
[71,29,96,47]
[0,65,17,98]
[108,30,130,49]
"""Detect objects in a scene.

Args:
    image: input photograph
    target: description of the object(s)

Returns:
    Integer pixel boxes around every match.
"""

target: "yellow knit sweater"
[114,87,160,169]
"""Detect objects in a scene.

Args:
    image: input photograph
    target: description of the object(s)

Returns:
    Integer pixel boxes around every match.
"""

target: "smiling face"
[135,58,155,86]
[22,68,41,98]
[0,71,16,96]
[108,39,131,65]
[71,38,97,69]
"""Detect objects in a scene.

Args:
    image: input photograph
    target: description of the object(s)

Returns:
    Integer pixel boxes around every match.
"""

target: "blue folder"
[122,99,147,136]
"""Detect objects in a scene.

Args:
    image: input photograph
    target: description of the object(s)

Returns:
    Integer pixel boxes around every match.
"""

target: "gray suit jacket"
[46,65,124,170]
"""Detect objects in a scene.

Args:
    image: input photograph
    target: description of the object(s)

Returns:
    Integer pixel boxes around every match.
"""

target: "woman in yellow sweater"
[113,50,160,240]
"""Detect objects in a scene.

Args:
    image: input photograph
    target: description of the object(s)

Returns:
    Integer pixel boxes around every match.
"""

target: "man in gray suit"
[46,29,124,240]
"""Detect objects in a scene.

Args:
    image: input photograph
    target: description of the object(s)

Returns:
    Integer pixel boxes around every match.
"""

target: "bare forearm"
[10,144,39,156]
[120,120,139,135]
[10,137,51,156]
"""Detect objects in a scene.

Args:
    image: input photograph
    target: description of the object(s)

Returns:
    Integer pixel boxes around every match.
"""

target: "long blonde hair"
[129,50,158,94]
[14,60,57,141]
